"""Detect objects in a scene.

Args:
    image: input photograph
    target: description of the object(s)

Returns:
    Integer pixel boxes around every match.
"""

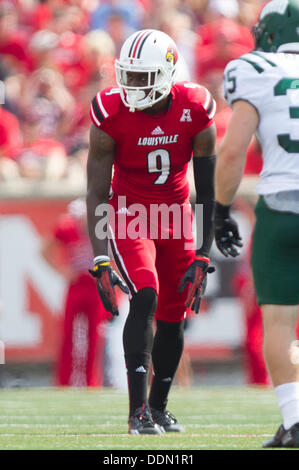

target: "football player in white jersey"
[214,0,299,448]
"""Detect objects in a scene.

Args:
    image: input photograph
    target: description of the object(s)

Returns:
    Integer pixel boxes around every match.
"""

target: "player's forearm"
[215,146,246,206]
[215,100,258,206]
[86,125,115,259]
[86,188,110,257]
[195,198,214,257]
[192,124,217,257]
[193,156,215,257]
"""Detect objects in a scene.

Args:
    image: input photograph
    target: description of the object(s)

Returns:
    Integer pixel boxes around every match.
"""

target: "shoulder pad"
[223,54,272,109]
[236,51,278,74]
[176,81,216,120]
[90,87,121,128]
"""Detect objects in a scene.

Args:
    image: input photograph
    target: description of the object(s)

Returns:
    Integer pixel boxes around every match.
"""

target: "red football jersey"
[90,82,216,206]
[54,215,93,274]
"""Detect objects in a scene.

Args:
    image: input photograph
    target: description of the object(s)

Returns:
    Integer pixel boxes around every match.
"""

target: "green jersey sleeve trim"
[250,51,277,68]
[238,57,264,74]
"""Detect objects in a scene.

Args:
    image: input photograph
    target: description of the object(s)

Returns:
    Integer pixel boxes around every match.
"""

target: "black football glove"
[214,202,243,258]
[179,256,215,314]
[89,257,129,316]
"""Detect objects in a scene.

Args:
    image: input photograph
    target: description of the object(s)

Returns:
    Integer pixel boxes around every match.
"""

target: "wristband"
[93,255,110,265]
[195,255,210,264]
[215,201,231,219]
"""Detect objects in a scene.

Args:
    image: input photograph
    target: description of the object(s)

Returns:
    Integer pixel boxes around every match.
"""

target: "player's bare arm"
[214,100,258,257]
[87,123,128,316]
[193,122,217,157]
[215,100,259,205]
[86,123,115,257]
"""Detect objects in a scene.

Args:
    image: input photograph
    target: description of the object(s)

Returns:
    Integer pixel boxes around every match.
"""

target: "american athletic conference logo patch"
[180,109,192,122]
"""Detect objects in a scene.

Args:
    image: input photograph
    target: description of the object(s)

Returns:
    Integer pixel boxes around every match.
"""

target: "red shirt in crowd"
[0,31,34,72]
[54,214,94,275]
[195,18,254,81]
[0,107,21,159]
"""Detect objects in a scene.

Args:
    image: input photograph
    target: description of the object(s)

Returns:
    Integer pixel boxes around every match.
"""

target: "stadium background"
[0,0,273,389]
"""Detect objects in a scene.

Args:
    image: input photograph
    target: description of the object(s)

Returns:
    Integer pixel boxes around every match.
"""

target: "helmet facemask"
[115,61,173,112]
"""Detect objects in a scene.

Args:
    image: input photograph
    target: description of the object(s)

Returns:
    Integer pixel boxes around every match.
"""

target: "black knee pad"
[130,287,158,317]
[123,287,157,356]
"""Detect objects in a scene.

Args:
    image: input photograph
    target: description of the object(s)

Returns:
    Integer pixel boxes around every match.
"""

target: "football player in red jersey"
[87,29,216,435]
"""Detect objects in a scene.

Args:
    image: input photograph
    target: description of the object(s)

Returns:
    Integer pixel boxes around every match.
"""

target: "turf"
[0,386,285,450]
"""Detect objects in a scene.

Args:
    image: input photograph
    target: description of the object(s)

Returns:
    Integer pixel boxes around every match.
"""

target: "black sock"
[125,352,151,416]
[123,288,157,416]
[149,319,185,411]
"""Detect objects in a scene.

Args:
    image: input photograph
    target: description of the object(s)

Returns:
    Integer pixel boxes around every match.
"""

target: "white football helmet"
[115,29,179,112]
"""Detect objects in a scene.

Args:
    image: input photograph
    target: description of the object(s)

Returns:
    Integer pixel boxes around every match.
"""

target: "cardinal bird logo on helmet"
[166,46,178,64]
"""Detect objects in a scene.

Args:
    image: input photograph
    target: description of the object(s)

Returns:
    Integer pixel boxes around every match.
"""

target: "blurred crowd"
[0,0,266,183]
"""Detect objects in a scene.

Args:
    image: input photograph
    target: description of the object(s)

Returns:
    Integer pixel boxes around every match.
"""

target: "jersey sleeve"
[223,54,267,111]
[199,86,217,128]
[89,87,121,140]
[181,82,216,133]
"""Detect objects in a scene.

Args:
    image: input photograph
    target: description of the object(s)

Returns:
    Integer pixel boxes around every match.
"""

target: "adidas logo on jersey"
[135,366,147,373]
[151,126,164,135]
[116,207,132,215]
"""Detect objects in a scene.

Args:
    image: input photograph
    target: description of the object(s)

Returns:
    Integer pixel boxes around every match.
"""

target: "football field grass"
[0,386,286,450]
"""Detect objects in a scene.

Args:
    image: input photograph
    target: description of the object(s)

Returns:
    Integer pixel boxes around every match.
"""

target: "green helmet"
[253,0,299,52]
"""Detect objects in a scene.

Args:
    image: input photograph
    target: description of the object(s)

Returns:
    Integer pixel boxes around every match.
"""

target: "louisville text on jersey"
[137,134,179,146]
